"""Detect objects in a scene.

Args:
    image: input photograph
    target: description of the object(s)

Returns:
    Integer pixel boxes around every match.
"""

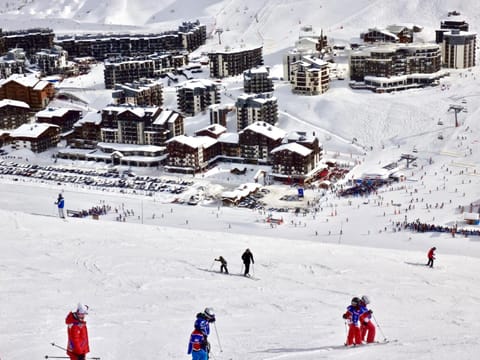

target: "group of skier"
[342,295,376,346]
[213,248,255,277]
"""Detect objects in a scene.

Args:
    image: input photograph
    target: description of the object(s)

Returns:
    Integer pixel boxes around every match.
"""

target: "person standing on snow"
[359,295,376,343]
[66,303,90,360]
[427,247,436,268]
[342,297,365,346]
[214,256,229,274]
[55,193,65,218]
[194,307,216,337]
[188,327,209,360]
[241,248,254,277]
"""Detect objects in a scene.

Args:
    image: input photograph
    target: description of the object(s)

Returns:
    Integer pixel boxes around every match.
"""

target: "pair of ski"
[344,339,396,347]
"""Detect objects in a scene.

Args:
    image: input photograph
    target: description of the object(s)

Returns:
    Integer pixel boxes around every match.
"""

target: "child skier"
[342,297,365,346]
[214,256,228,274]
[187,328,209,360]
[359,295,376,343]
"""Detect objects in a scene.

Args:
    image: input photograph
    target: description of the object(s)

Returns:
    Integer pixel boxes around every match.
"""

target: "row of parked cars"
[0,160,193,195]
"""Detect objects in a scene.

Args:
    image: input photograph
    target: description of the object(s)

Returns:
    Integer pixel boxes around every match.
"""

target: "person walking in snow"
[66,303,90,360]
[359,295,376,343]
[241,248,254,277]
[214,256,228,274]
[55,193,65,219]
[188,327,209,360]
[342,297,365,346]
[427,247,436,268]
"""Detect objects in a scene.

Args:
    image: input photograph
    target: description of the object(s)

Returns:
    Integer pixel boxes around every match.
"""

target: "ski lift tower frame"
[401,153,417,168]
[448,104,465,127]
[215,28,224,45]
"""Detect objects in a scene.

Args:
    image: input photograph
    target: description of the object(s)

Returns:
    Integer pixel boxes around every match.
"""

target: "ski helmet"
[361,295,370,305]
[76,303,89,315]
[204,307,215,319]
[351,297,360,306]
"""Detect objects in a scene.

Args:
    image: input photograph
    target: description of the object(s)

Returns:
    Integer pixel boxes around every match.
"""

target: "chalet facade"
[166,135,219,173]
[271,143,317,179]
[243,66,274,94]
[0,75,55,110]
[441,30,476,69]
[100,105,184,146]
[290,55,330,95]
[208,46,263,78]
[0,99,30,129]
[177,79,220,116]
[36,107,82,133]
[70,111,102,148]
[283,48,319,82]
[9,122,60,152]
[238,121,286,163]
[112,80,164,107]
[218,132,240,158]
[361,25,414,44]
[235,93,278,130]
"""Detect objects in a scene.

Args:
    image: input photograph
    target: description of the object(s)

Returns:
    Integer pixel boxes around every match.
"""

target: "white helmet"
[361,295,370,305]
[76,303,89,315]
[204,307,215,319]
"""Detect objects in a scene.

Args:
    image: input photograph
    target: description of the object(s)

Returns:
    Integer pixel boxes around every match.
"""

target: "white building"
[442,30,477,69]
[290,55,330,95]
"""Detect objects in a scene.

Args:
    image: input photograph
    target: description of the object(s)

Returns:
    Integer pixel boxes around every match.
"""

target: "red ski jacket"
[428,248,436,259]
[66,312,90,356]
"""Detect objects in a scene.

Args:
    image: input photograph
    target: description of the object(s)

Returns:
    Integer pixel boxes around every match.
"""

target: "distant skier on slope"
[342,297,366,346]
[241,248,254,276]
[214,256,229,274]
[65,303,90,360]
[359,295,376,343]
[55,193,65,218]
[427,247,436,268]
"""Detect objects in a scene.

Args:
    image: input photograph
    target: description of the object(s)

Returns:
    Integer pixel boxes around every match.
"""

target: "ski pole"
[344,321,348,345]
[51,343,67,351]
[209,260,215,270]
[372,314,387,341]
[252,263,255,276]
[213,322,223,352]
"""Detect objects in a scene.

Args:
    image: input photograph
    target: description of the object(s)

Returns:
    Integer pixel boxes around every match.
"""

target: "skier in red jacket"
[427,247,436,268]
[359,295,376,343]
[342,297,365,346]
[66,303,90,360]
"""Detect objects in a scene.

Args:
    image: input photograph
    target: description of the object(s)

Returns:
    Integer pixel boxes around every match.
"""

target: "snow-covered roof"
[10,123,59,138]
[97,142,165,153]
[218,132,239,144]
[153,110,181,126]
[181,78,217,90]
[74,111,102,126]
[0,99,30,109]
[242,122,286,140]
[196,124,227,135]
[36,108,73,118]
[271,142,312,156]
[103,105,159,118]
[167,135,217,149]
[221,183,261,201]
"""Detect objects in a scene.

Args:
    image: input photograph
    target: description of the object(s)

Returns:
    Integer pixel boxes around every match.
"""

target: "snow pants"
[243,262,251,276]
[361,321,376,343]
[191,349,208,360]
[346,324,363,345]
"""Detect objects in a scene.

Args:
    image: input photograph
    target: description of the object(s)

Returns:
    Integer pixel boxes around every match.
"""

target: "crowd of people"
[403,220,480,237]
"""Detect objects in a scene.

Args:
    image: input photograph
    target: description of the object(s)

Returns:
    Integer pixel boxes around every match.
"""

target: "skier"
[65,303,90,360]
[241,248,254,277]
[214,256,229,274]
[194,307,216,337]
[342,297,364,346]
[187,327,209,360]
[55,193,65,218]
[427,247,436,268]
[359,295,376,343]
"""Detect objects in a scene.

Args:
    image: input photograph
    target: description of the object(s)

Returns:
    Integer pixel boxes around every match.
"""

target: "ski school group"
[342,295,379,347]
